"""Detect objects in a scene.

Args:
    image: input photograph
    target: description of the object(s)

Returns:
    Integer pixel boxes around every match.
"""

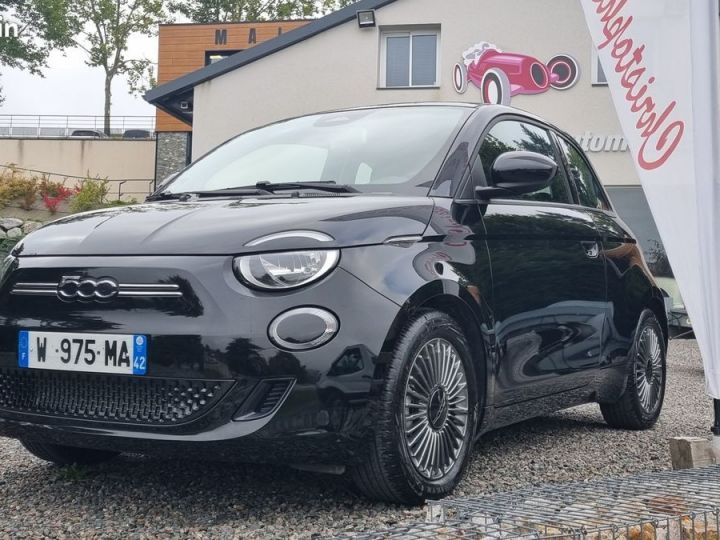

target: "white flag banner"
[579,0,720,397]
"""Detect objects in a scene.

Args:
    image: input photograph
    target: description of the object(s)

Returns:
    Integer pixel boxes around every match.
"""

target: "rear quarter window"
[556,136,611,211]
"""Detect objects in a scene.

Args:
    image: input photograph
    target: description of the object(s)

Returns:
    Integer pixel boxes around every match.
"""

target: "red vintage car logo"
[454,42,580,104]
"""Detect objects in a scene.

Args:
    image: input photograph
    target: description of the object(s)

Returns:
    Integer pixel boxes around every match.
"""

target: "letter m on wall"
[215,29,228,45]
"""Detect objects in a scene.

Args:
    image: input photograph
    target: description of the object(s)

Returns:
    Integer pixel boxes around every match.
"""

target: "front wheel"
[351,311,479,504]
[480,68,511,105]
[600,310,666,430]
[21,440,119,466]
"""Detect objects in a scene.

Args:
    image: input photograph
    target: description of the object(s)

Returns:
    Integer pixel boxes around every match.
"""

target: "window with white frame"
[380,28,440,88]
[591,47,608,85]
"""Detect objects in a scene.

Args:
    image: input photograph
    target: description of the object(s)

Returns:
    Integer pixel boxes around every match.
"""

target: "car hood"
[16,196,434,256]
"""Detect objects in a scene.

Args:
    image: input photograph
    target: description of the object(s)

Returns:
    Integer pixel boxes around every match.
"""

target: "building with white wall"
[146,0,671,292]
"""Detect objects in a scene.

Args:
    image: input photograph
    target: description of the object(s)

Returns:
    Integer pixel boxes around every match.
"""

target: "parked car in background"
[0,104,667,504]
[122,129,153,139]
[657,277,692,338]
[69,129,106,139]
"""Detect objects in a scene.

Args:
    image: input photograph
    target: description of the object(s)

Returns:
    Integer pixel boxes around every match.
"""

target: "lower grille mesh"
[0,368,233,425]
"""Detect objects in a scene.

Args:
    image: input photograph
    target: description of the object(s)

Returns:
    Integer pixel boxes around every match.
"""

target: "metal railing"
[0,164,155,199]
[0,115,156,138]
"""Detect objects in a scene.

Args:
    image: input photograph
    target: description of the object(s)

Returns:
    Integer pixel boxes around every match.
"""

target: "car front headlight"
[234,250,340,290]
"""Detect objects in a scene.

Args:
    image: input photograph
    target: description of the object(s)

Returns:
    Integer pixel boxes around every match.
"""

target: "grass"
[55,464,91,482]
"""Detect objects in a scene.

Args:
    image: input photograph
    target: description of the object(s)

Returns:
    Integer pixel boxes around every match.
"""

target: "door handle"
[581,241,600,259]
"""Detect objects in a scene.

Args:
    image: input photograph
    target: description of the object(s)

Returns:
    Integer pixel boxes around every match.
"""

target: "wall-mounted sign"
[214,26,283,47]
[0,19,18,38]
[575,132,629,153]
[453,41,579,104]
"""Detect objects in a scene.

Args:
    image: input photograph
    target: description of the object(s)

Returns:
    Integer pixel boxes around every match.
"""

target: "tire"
[600,310,666,430]
[21,440,119,466]
[547,54,580,90]
[453,63,468,94]
[351,311,479,504]
[480,69,511,105]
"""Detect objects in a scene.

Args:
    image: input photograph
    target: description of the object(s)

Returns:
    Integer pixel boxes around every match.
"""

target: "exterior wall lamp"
[357,10,376,28]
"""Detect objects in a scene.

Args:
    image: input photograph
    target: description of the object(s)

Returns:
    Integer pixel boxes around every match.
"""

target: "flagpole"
[711,400,720,461]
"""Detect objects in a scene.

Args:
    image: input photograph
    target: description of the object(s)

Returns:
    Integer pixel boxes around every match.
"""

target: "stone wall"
[155,132,191,182]
[0,217,42,239]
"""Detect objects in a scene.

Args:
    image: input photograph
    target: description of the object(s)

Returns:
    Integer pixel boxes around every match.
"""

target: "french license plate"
[18,331,148,376]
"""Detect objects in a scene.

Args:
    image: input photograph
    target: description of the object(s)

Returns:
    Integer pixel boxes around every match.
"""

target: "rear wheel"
[453,63,468,94]
[351,311,478,504]
[600,310,666,430]
[21,440,119,466]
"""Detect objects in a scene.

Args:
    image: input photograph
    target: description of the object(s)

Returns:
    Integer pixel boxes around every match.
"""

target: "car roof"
[217,103,572,150]
[349,103,579,151]
[305,102,550,118]
[300,103,562,130]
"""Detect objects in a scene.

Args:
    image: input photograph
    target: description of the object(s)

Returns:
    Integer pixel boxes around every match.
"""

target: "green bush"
[70,178,110,213]
[0,238,20,258]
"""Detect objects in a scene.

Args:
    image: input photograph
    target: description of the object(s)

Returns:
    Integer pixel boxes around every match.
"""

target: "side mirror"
[475,151,557,202]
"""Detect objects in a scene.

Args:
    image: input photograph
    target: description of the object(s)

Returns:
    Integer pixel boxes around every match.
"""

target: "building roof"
[145,0,400,122]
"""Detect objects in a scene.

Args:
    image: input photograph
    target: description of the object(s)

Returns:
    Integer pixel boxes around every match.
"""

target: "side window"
[556,136,610,210]
[478,121,571,204]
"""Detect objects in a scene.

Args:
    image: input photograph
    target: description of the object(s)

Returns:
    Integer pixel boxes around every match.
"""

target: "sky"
[0,34,158,117]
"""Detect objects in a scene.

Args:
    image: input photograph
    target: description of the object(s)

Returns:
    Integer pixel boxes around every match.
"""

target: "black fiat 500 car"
[0,104,667,504]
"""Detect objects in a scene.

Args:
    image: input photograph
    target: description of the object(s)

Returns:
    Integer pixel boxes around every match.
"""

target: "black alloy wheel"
[352,311,479,504]
[601,310,666,430]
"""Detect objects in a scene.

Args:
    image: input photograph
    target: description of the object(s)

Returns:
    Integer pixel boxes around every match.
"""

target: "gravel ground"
[0,340,710,539]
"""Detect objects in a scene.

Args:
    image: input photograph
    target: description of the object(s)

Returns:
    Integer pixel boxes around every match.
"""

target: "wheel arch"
[645,286,669,347]
[378,280,492,419]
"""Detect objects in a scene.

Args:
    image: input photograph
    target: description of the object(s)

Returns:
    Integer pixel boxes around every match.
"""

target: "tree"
[317,0,357,15]
[168,0,359,23]
[70,0,167,135]
[0,0,75,103]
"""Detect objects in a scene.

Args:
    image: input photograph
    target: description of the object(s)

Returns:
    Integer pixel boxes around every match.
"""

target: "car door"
[554,132,618,364]
[476,118,607,405]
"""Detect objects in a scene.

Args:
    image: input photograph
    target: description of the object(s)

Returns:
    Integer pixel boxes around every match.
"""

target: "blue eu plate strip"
[18,331,29,368]
[132,335,148,376]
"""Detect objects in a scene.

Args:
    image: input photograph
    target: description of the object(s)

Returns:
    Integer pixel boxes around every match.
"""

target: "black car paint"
[0,104,666,466]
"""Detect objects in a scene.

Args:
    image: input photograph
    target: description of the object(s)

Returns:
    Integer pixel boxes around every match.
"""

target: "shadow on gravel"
[1,454,368,527]
[0,412,615,525]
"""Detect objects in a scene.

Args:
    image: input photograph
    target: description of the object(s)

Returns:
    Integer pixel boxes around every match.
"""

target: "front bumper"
[0,255,400,465]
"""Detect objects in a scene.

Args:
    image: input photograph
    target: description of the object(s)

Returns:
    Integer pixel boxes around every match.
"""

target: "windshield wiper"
[255,181,358,194]
[146,187,270,202]
[187,187,272,198]
[146,181,357,202]
[146,191,182,202]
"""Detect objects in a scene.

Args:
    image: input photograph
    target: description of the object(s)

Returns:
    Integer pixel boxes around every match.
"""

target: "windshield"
[165,106,471,196]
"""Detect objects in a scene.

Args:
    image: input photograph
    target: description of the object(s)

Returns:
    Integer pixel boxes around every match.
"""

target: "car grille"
[0,368,233,426]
